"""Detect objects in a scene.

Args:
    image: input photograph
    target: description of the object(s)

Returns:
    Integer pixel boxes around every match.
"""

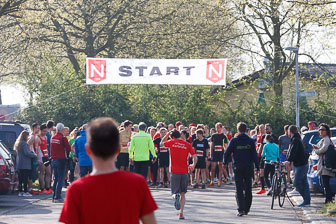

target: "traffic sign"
[299,91,316,97]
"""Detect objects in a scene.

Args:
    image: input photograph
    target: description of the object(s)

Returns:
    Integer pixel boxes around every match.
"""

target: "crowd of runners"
[12,118,335,222]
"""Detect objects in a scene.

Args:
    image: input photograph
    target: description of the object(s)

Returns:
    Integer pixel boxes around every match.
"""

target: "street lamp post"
[285,47,300,128]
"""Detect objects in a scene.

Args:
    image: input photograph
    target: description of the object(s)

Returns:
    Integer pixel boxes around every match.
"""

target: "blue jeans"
[52,159,66,200]
[294,164,311,204]
[80,166,92,177]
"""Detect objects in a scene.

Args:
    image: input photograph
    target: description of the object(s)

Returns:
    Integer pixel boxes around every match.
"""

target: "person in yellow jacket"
[129,122,157,178]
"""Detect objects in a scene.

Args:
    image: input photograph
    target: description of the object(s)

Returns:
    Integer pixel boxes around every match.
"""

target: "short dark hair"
[46,120,54,129]
[124,120,133,127]
[87,117,120,160]
[265,134,274,143]
[171,129,181,139]
[319,123,331,137]
[265,123,271,128]
[289,125,298,135]
[237,122,247,133]
[40,123,47,131]
[196,129,204,135]
[284,125,289,132]
[181,130,189,139]
[32,123,39,129]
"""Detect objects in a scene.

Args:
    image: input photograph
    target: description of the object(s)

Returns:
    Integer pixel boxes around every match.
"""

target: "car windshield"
[0,144,11,160]
[0,131,16,150]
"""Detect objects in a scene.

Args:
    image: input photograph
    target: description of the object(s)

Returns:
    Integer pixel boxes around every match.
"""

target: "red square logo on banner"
[88,59,107,82]
[206,60,225,83]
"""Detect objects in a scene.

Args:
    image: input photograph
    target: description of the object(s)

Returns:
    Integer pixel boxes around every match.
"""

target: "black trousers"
[264,163,275,189]
[151,160,158,184]
[18,169,31,193]
[321,175,335,203]
[134,161,150,179]
[234,166,254,213]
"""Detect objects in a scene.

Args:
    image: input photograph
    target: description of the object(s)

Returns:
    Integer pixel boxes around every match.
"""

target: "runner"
[209,122,230,187]
[74,124,92,177]
[192,129,209,189]
[153,128,170,188]
[278,125,292,186]
[27,123,40,195]
[129,122,157,178]
[36,123,52,194]
[224,122,259,217]
[118,120,133,171]
[59,117,158,224]
[160,129,197,220]
[256,123,278,194]
[261,134,280,195]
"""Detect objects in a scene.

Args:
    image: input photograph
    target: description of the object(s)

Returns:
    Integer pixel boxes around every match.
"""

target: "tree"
[226,0,336,104]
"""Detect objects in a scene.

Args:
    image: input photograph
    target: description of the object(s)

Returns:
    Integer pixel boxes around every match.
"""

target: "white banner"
[86,58,227,86]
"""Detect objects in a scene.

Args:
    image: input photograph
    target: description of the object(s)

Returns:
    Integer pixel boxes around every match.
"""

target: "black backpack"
[323,141,336,173]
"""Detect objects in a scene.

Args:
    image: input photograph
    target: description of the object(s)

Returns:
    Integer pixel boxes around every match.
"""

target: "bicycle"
[269,161,294,209]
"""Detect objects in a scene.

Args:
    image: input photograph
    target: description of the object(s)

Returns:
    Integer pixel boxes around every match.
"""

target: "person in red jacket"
[59,117,157,224]
[50,123,71,203]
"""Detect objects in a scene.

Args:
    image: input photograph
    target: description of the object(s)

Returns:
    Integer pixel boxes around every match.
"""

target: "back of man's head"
[56,123,64,133]
[237,122,247,133]
[87,117,120,160]
[139,122,147,131]
[171,129,181,139]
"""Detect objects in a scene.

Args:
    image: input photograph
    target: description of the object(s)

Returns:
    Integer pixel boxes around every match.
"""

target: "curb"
[0,194,52,216]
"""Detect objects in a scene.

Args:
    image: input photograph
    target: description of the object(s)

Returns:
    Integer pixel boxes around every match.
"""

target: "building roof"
[229,63,336,88]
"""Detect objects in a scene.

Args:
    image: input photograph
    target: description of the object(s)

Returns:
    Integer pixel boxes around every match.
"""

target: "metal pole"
[295,51,300,128]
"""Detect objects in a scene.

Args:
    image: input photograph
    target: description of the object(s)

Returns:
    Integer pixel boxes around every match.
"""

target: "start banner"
[86,58,227,86]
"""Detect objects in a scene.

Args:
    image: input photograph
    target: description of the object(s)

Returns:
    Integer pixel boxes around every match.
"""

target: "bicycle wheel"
[271,173,278,210]
[278,174,286,207]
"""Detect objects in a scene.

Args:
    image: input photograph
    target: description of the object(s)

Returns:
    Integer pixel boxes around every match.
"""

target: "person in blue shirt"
[261,134,280,195]
[74,124,92,177]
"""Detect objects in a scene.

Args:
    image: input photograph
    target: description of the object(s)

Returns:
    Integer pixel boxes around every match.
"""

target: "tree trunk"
[273,81,283,105]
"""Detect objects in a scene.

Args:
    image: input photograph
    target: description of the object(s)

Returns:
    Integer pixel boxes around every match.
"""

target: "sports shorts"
[117,153,129,167]
[259,157,265,169]
[195,157,206,169]
[171,173,189,194]
[212,151,224,163]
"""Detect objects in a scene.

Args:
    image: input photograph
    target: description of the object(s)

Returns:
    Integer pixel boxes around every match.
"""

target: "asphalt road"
[0,185,303,224]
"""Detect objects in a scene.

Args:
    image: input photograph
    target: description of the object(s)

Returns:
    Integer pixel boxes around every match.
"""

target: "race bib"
[196,150,204,156]
[214,145,223,152]
[160,147,169,153]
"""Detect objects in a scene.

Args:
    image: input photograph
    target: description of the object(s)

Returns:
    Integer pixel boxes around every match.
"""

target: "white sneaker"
[289,189,300,196]
[23,192,33,197]
[18,192,24,197]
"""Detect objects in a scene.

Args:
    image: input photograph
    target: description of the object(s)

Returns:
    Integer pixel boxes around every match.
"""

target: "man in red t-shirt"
[161,129,197,220]
[59,117,158,224]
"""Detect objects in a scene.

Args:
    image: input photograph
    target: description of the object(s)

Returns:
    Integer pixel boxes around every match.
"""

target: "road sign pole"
[295,51,300,128]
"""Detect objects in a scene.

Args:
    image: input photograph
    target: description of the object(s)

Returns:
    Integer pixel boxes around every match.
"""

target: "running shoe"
[179,213,185,220]
[226,179,232,185]
[29,189,39,195]
[157,183,164,188]
[208,181,214,187]
[40,189,49,194]
[288,189,300,196]
[164,183,169,188]
[47,189,53,194]
[237,211,244,217]
[217,182,221,187]
[297,202,310,207]
[201,184,206,189]
[23,192,33,197]
[53,199,64,203]
[174,193,181,210]
[256,189,266,194]
[18,192,24,197]
[252,182,259,188]
[206,179,211,184]
[267,189,272,196]
[192,183,199,189]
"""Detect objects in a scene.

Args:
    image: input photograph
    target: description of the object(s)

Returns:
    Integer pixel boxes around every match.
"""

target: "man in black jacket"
[286,125,311,207]
[224,122,259,217]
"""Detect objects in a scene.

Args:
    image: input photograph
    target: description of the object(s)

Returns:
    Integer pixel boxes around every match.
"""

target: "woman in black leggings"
[14,131,37,197]
[261,135,280,195]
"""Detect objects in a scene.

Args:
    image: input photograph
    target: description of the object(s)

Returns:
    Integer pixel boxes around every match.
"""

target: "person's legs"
[210,162,216,183]
[264,164,271,189]
[38,164,46,190]
[201,169,206,184]
[234,167,245,213]
[51,160,59,200]
[322,175,332,203]
[56,160,66,200]
[22,169,30,193]
[45,165,51,189]
[244,168,253,214]
[18,169,23,192]
[294,164,310,204]
[228,161,234,179]
[218,162,223,186]
[196,169,200,184]
[206,160,210,180]
[180,192,186,214]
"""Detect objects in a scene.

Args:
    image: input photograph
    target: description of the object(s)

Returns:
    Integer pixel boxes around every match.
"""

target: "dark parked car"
[0,121,31,151]
[303,130,336,194]
[0,141,16,194]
